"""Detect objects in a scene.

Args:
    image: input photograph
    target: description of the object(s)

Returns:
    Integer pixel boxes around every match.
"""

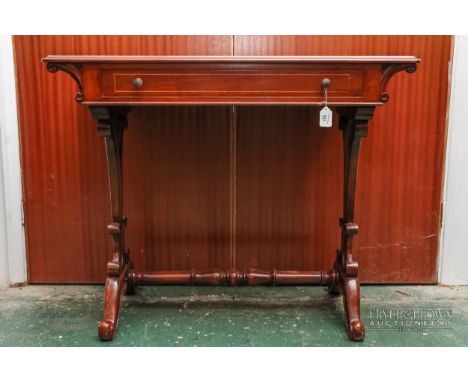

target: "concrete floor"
[0,284,467,346]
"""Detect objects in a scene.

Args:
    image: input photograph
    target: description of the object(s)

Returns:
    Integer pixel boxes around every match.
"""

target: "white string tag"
[319,82,332,128]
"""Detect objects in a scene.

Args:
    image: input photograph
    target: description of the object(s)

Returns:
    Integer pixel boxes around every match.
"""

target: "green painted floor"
[0,284,466,346]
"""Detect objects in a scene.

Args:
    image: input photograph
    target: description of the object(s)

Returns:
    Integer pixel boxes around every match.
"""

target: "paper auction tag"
[319,106,333,128]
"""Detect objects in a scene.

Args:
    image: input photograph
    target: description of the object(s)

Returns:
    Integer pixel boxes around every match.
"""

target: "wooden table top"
[43,55,421,64]
[43,55,420,105]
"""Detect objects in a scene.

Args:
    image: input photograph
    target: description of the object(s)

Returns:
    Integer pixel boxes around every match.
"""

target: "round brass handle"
[321,78,331,90]
[133,77,143,89]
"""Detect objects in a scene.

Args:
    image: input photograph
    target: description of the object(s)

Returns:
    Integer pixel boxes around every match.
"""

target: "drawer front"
[100,68,364,101]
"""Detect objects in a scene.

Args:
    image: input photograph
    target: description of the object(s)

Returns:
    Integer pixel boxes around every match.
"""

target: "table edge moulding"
[42,55,420,341]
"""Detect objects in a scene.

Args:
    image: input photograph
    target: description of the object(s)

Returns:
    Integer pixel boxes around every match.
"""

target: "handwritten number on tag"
[320,106,333,128]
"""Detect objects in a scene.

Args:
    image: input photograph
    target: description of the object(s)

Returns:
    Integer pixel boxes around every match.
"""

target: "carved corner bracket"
[380,63,417,102]
[46,62,84,102]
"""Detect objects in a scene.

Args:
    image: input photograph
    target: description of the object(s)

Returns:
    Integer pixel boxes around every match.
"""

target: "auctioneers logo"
[367,307,452,332]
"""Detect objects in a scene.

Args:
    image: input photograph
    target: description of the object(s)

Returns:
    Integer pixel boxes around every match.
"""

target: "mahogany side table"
[42,55,419,341]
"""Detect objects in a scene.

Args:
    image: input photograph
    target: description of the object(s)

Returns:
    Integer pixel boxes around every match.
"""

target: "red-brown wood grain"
[127,268,328,286]
[235,106,341,272]
[233,36,451,283]
[14,36,451,284]
[43,57,417,105]
[15,36,233,283]
[124,107,232,272]
[96,63,368,104]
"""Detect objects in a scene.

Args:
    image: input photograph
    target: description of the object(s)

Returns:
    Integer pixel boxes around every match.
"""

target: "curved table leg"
[91,106,133,341]
[98,263,130,340]
[332,107,375,341]
[342,271,365,340]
